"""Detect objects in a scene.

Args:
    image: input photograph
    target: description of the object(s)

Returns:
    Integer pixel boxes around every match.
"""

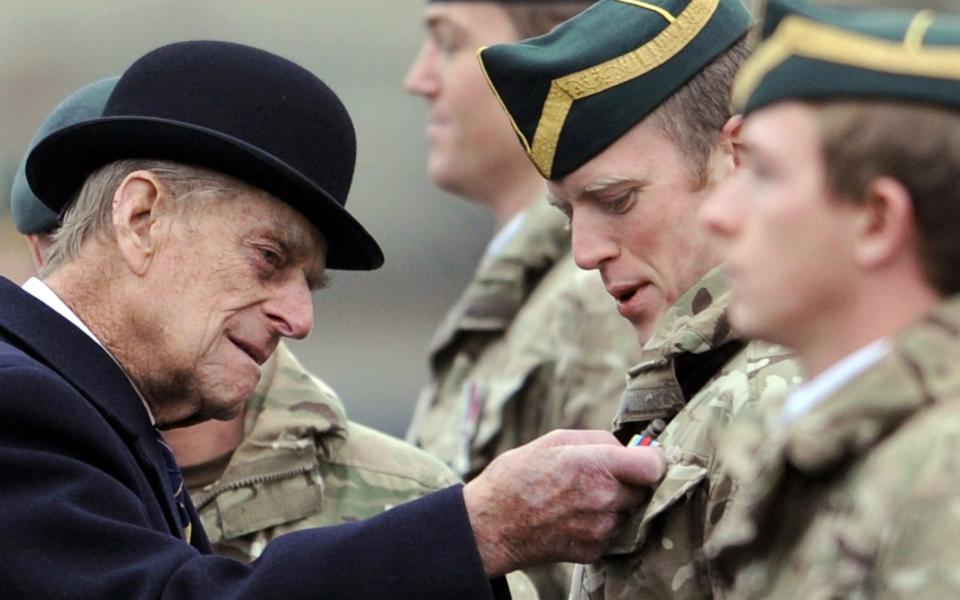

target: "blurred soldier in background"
[404,1,641,595]
[480,0,800,596]
[10,75,540,600]
[700,0,960,596]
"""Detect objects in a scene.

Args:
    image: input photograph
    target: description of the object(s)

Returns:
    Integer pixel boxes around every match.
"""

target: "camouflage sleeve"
[872,404,960,598]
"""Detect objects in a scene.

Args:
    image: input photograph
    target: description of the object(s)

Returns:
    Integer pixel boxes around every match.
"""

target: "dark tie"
[156,432,193,543]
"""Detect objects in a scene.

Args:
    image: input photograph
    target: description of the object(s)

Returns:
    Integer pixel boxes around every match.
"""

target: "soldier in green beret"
[699,0,960,597]
[479,0,801,597]
[403,1,643,595]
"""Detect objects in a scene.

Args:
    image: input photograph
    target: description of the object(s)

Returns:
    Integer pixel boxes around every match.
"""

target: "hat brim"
[26,116,384,271]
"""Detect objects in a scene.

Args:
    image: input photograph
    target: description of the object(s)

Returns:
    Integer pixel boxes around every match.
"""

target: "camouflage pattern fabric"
[706,295,960,599]
[571,266,800,599]
[406,197,641,598]
[188,343,459,560]
[187,343,540,600]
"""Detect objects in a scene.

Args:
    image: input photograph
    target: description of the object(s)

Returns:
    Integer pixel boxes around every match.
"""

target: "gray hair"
[42,160,254,276]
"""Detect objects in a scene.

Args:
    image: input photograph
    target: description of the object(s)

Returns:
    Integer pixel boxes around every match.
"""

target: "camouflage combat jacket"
[572,266,800,600]
[188,343,460,562]
[407,198,640,598]
[706,296,960,599]
[407,199,639,480]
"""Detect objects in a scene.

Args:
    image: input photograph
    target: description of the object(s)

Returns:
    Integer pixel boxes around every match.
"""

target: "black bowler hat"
[26,40,383,270]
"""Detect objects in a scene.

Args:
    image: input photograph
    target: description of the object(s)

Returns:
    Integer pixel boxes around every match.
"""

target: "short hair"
[42,160,256,276]
[815,100,960,295]
[651,35,750,188]
[501,2,595,39]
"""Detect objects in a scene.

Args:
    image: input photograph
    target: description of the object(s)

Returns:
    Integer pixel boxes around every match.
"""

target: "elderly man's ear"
[112,171,172,276]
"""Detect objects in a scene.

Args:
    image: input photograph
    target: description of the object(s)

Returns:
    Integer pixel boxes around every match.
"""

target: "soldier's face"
[404,4,527,199]
[126,189,327,428]
[547,117,726,342]
[699,101,862,350]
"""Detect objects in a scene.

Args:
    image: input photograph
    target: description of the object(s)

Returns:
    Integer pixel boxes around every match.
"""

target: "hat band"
[733,11,960,110]
[480,0,718,178]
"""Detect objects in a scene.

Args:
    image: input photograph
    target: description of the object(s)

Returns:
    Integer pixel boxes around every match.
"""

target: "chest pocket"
[606,460,709,554]
[213,444,324,540]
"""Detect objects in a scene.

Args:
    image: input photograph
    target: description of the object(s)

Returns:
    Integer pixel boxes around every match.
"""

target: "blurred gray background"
[0,0,495,436]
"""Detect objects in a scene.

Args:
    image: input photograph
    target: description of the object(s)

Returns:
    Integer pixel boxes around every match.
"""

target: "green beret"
[11,77,118,234]
[478,0,752,179]
[733,0,960,114]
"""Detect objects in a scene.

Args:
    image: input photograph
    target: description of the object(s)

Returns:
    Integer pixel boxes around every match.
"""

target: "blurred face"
[128,191,327,427]
[404,3,525,198]
[547,117,725,342]
[699,102,862,348]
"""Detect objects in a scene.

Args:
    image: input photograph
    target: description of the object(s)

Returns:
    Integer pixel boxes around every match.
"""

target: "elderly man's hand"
[463,429,665,577]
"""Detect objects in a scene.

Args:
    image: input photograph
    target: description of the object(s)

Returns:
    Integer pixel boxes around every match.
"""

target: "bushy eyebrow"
[252,217,329,291]
[548,175,649,207]
[582,174,648,195]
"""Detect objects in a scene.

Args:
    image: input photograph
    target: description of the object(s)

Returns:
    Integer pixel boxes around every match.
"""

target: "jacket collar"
[707,295,960,557]
[0,277,154,441]
[428,198,570,357]
[613,266,740,434]
[0,276,197,543]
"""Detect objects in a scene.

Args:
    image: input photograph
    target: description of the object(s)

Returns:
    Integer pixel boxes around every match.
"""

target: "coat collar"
[0,276,201,544]
[0,277,154,441]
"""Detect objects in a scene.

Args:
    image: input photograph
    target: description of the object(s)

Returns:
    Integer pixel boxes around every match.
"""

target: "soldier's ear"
[722,115,744,168]
[853,176,916,271]
[112,170,172,277]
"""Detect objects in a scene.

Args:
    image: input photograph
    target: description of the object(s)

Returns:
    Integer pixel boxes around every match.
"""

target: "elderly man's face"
[130,190,327,427]
[547,117,725,342]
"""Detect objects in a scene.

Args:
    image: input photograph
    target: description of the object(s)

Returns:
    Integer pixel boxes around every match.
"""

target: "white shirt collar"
[22,277,156,425]
[781,337,892,424]
[484,210,528,259]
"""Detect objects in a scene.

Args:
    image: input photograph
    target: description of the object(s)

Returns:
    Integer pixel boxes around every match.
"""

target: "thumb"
[598,445,666,487]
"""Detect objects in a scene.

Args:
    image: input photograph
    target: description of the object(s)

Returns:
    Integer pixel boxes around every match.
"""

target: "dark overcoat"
[0,277,505,599]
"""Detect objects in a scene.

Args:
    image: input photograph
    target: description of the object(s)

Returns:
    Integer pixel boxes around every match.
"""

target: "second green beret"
[733,0,960,114]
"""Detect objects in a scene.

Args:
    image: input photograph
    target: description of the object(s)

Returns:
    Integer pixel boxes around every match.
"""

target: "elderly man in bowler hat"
[9,77,552,597]
[403,0,641,595]
[479,0,801,597]
[699,0,960,596]
[0,41,666,598]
